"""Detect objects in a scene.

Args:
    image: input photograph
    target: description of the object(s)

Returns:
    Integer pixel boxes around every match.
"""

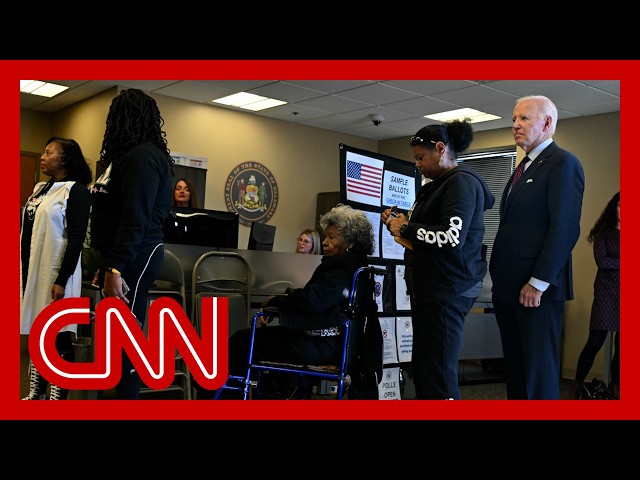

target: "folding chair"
[141,248,192,399]
[190,251,252,337]
[148,249,187,310]
[214,265,385,400]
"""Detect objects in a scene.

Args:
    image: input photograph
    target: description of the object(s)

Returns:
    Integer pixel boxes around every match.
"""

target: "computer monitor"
[247,222,276,251]
[163,206,239,248]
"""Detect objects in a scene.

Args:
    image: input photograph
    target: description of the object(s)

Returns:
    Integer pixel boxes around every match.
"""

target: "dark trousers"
[494,299,565,399]
[411,296,474,400]
[99,242,164,399]
[575,330,620,385]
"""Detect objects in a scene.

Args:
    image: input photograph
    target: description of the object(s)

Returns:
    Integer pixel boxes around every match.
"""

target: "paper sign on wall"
[378,367,401,400]
[397,316,413,363]
[395,265,411,311]
[370,264,385,312]
[378,316,398,365]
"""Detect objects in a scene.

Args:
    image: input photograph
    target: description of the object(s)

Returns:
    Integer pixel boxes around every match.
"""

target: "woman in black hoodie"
[91,89,173,399]
[383,120,495,400]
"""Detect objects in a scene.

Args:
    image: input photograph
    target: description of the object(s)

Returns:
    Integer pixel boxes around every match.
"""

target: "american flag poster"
[345,151,384,207]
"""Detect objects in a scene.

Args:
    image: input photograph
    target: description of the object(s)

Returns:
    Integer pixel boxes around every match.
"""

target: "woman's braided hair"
[98,88,174,170]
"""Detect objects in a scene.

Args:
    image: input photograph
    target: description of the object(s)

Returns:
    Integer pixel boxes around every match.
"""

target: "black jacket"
[91,142,172,272]
[266,249,368,330]
[402,166,495,303]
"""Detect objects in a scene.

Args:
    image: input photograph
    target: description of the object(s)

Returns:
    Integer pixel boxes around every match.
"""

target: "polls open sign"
[28,296,229,391]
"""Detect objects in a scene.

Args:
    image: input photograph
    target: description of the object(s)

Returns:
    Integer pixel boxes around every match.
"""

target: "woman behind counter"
[172,177,199,208]
[295,228,322,255]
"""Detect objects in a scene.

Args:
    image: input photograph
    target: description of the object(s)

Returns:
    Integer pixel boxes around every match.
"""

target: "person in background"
[210,204,374,399]
[296,228,322,255]
[172,177,200,208]
[91,88,173,399]
[382,119,495,400]
[490,95,585,399]
[20,136,92,400]
[570,191,620,399]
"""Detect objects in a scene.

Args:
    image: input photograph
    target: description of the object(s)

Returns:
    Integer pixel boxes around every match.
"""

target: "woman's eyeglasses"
[410,136,437,147]
[297,238,312,244]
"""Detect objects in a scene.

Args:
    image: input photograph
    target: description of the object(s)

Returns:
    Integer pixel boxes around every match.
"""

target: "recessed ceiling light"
[241,98,287,111]
[20,80,69,98]
[212,92,287,111]
[20,80,45,93]
[425,108,501,124]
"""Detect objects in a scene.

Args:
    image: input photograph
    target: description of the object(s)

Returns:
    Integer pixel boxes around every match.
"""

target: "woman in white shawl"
[20,136,92,400]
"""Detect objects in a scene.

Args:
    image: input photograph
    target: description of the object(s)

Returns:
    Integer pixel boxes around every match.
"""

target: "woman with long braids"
[91,89,174,399]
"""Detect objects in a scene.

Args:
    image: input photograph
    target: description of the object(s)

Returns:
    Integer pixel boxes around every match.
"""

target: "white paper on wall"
[395,264,411,311]
[378,367,402,400]
[378,316,398,365]
[363,210,381,258]
[381,225,405,260]
[369,263,386,312]
[396,316,413,363]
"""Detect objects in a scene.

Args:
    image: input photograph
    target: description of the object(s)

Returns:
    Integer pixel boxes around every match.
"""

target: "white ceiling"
[20,79,620,141]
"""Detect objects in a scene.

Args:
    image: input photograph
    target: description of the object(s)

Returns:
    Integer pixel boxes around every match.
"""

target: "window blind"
[457,147,516,263]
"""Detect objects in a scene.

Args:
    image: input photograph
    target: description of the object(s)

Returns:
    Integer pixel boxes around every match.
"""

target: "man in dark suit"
[490,95,585,399]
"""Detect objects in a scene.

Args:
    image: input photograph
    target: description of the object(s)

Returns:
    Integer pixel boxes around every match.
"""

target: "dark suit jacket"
[489,141,585,303]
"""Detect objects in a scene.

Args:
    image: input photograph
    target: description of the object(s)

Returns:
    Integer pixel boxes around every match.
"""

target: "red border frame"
[5,59,634,420]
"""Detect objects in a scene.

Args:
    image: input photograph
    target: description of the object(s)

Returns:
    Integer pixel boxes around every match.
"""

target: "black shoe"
[582,378,617,400]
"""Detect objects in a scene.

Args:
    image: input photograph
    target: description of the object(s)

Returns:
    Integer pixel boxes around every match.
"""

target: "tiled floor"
[338,360,578,400]
[20,339,580,401]
[456,361,576,400]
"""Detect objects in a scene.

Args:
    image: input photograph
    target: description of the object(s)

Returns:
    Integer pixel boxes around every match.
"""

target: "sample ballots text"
[346,152,384,207]
[382,170,416,210]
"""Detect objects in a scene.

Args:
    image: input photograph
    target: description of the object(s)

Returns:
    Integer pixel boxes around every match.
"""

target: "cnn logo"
[28,296,228,391]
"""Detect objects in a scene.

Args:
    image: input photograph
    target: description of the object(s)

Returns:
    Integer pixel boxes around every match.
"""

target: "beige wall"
[20,109,52,154]
[20,89,376,255]
[20,90,620,381]
[21,88,117,166]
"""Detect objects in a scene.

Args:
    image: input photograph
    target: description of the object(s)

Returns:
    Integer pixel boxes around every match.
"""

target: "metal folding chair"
[214,266,385,400]
[141,248,192,399]
[190,251,252,336]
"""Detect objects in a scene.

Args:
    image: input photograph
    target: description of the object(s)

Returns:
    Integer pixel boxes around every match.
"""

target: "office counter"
[164,244,503,360]
[164,244,323,336]
[78,245,501,401]
[164,243,322,297]
[461,274,502,360]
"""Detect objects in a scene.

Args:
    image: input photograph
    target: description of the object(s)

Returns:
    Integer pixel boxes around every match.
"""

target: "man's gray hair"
[517,95,558,136]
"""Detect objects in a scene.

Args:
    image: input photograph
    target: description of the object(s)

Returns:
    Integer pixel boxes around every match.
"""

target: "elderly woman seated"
[199,204,374,399]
